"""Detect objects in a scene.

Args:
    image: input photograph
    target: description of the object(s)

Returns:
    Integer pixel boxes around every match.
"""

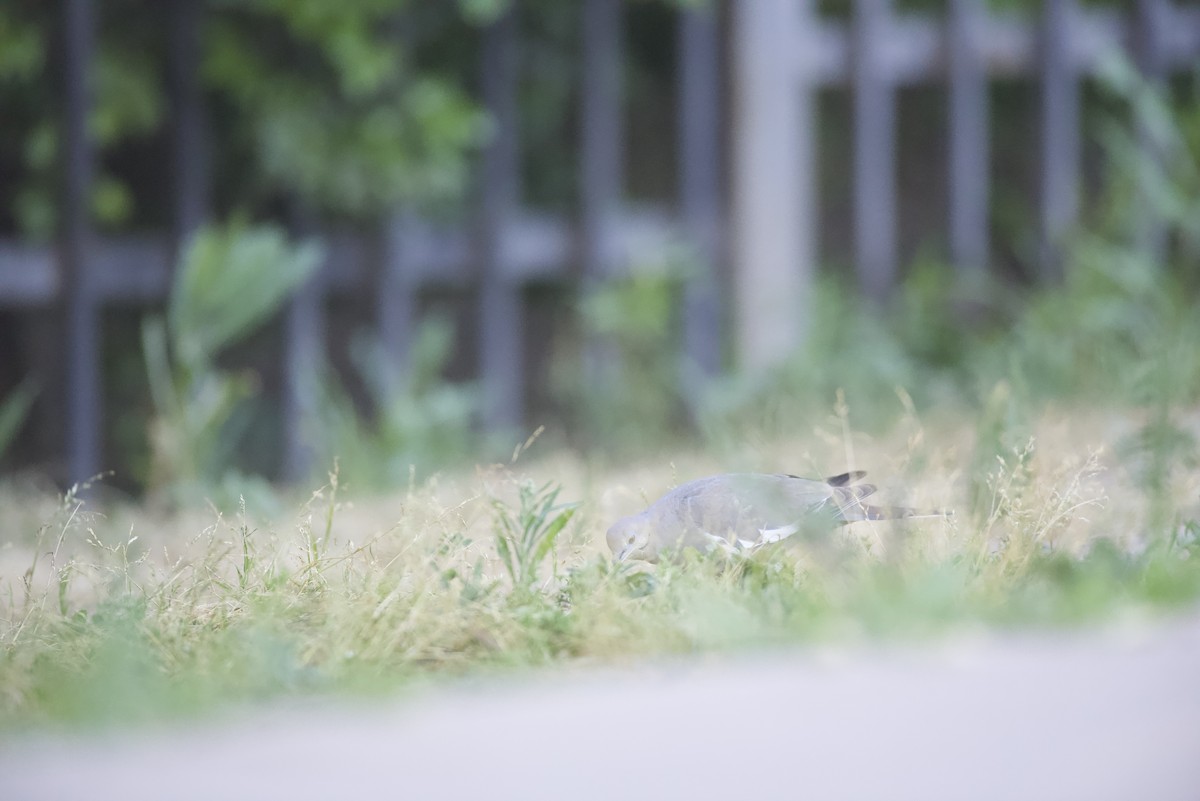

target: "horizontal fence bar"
[0,209,676,307]
[91,238,173,301]
[0,245,57,303]
[790,6,1200,85]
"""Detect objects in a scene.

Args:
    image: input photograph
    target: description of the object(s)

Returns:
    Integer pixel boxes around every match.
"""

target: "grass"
[6,73,1200,725]
[3,399,1199,729]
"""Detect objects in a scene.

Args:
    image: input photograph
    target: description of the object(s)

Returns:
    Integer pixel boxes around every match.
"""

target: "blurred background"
[0,0,1198,502]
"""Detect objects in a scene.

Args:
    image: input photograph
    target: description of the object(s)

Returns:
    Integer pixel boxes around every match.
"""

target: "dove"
[606,471,946,562]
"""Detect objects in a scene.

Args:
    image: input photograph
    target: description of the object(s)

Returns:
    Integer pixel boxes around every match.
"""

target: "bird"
[606,471,947,562]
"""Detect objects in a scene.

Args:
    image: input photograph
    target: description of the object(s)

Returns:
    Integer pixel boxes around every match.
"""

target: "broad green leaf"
[532,505,577,567]
[170,224,322,369]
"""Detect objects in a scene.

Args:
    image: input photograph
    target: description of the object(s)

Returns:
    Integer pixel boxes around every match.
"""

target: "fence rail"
[2,0,1199,485]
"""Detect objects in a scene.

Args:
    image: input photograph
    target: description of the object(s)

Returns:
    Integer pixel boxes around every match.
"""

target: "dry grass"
[2,401,1199,727]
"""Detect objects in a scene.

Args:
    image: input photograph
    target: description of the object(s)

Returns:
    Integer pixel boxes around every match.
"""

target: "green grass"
[3,402,1198,729]
[5,44,1198,732]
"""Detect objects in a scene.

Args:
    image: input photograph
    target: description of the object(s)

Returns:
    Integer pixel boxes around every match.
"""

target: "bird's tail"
[824,471,951,523]
[824,471,868,487]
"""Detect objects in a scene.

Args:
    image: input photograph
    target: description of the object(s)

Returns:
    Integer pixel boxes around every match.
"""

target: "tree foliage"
[0,1,491,238]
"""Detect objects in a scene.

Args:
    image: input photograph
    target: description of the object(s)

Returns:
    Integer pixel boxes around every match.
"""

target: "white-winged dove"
[606,471,947,562]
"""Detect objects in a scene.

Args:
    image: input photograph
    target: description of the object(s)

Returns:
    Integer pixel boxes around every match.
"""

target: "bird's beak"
[615,545,633,563]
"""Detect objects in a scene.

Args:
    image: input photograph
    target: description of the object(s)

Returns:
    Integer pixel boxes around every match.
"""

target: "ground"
[3,609,1198,800]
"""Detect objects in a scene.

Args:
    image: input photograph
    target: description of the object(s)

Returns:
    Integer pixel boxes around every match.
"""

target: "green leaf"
[531,505,576,568]
[170,223,322,370]
[494,531,516,585]
[141,316,178,417]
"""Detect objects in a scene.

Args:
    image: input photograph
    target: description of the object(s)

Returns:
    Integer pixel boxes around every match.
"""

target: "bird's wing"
[675,474,842,544]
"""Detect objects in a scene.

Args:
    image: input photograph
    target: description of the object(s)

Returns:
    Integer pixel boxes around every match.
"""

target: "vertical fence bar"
[378,16,418,396]
[678,4,722,382]
[1132,0,1170,98]
[1039,0,1080,281]
[168,0,208,251]
[378,212,418,392]
[477,9,523,432]
[853,0,898,302]
[62,0,100,484]
[1133,0,1170,262]
[947,0,989,275]
[579,0,623,382]
[281,205,325,482]
[731,0,812,371]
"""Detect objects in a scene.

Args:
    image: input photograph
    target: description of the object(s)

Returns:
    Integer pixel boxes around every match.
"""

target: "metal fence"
[732,0,1200,370]
[0,0,720,484]
[1,0,1198,486]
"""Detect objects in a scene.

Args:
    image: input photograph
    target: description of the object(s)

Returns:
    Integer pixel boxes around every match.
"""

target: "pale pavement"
[4,611,1200,801]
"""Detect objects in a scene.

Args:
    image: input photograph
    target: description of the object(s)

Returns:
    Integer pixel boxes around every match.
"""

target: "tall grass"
[2,400,1198,727]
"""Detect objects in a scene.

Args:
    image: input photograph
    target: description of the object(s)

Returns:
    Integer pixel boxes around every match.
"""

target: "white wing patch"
[757,524,799,544]
[703,524,800,557]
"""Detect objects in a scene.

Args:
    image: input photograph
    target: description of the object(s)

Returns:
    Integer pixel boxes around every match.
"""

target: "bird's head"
[606,516,653,562]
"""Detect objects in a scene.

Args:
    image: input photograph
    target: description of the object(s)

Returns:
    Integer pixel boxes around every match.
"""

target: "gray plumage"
[606,471,945,562]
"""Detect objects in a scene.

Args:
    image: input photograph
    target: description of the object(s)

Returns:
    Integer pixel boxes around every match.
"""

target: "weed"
[490,479,578,591]
[552,264,689,451]
[308,316,477,491]
[142,222,320,504]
